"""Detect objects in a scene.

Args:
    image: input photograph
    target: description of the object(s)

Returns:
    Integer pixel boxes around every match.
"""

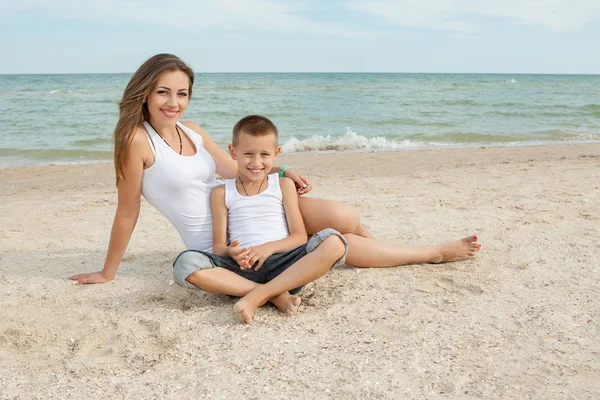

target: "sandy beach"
[1,143,599,399]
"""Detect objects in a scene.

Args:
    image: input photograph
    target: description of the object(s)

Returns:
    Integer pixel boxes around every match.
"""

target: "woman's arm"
[279,168,312,195]
[182,121,312,193]
[182,121,238,179]
[69,130,148,284]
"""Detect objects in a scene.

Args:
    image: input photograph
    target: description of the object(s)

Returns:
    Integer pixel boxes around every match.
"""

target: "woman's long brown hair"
[113,54,194,181]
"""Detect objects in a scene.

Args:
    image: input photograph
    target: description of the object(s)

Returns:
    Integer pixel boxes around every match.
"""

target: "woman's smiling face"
[146,70,190,125]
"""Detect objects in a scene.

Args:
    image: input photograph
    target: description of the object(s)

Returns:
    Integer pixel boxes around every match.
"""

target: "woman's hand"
[68,271,114,285]
[283,168,312,195]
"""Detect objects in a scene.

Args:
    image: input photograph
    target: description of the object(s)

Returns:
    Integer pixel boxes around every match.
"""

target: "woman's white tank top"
[225,173,290,248]
[141,121,221,251]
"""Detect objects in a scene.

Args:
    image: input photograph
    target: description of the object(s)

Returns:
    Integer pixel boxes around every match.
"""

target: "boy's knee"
[174,250,213,270]
[172,250,214,288]
[308,229,349,268]
[322,235,346,258]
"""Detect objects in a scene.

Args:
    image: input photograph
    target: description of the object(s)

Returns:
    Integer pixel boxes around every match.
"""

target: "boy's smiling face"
[229,131,281,183]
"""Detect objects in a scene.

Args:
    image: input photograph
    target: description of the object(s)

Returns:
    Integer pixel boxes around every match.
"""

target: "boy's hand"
[245,243,276,271]
[227,240,251,269]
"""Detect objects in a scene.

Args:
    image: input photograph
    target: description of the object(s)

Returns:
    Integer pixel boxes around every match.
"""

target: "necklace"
[237,175,268,196]
[147,121,183,155]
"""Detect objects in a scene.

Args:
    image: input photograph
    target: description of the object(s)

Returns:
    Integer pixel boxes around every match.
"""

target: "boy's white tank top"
[225,173,290,248]
[141,121,221,251]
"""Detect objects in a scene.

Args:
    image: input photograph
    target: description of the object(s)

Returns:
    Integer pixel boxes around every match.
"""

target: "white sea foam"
[278,127,600,155]
[281,128,430,153]
[49,89,74,94]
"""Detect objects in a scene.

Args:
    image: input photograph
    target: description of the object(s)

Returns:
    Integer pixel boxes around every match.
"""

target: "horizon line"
[1,71,599,76]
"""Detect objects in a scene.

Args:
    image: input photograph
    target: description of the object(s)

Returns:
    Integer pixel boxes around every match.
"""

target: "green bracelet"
[279,165,291,177]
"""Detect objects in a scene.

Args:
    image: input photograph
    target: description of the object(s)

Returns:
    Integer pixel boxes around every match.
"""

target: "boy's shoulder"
[278,177,298,200]
[278,176,295,190]
[211,183,226,197]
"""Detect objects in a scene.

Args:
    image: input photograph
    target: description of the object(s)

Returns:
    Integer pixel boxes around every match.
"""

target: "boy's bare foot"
[270,293,302,316]
[432,235,481,263]
[233,297,259,325]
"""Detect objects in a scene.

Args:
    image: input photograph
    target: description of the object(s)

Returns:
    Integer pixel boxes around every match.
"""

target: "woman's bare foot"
[233,297,260,324]
[269,293,302,316]
[432,235,481,263]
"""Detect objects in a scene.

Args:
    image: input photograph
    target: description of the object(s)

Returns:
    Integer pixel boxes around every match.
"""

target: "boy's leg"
[234,232,347,324]
[174,251,300,315]
[186,267,254,296]
[186,268,299,315]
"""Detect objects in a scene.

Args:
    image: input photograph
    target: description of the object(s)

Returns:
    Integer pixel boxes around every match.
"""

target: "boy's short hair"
[232,115,278,146]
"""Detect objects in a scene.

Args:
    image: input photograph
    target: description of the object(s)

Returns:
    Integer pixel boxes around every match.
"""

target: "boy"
[173,115,348,324]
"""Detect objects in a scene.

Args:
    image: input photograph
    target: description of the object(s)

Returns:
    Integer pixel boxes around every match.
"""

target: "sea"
[1,73,599,167]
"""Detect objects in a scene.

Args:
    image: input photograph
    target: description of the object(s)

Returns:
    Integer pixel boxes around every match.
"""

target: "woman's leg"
[344,234,481,267]
[233,236,346,324]
[298,197,373,238]
[186,268,301,315]
[298,197,481,267]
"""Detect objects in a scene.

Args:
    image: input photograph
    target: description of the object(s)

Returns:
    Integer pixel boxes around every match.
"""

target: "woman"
[69,54,480,285]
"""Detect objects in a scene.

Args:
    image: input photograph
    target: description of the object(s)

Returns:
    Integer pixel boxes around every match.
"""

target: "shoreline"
[2,139,600,170]
[1,142,599,398]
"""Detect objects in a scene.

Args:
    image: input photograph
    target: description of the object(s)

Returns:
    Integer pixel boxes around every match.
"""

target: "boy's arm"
[210,185,230,257]
[236,178,308,271]
[278,177,308,250]
[211,185,251,269]
[257,177,308,254]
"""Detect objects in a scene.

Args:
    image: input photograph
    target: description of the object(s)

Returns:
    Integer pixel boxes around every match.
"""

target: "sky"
[1,0,599,74]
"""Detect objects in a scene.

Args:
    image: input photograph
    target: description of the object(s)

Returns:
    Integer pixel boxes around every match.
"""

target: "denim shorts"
[172,228,348,290]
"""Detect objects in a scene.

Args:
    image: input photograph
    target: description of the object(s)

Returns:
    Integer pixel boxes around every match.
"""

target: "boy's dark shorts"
[172,228,348,293]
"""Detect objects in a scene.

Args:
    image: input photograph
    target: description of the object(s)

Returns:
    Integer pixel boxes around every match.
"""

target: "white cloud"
[1,0,375,38]
[346,0,600,32]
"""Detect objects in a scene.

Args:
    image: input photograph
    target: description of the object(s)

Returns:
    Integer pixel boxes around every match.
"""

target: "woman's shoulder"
[181,120,206,136]
[130,124,148,140]
[181,121,220,149]
[125,125,155,163]
[129,125,152,149]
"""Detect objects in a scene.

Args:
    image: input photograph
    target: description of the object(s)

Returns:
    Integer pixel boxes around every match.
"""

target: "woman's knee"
[299,198,362,234]
[321,202,361,234]
[339,203,362,232]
